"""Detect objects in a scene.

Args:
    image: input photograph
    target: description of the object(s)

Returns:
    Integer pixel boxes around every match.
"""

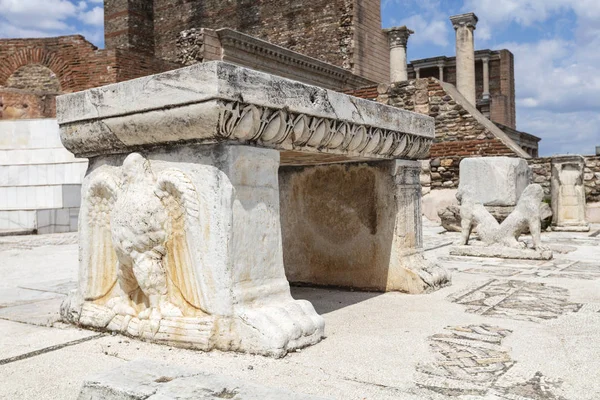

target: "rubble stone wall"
[358,77,519,189]
[529,156,600,203]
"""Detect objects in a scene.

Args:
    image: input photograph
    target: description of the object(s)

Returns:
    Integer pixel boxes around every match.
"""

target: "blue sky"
[1,0,598,156]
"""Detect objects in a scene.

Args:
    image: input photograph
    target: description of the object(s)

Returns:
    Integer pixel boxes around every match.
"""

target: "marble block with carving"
[551,155,589,232]
[57,61,446,356]
[450,184,552,260]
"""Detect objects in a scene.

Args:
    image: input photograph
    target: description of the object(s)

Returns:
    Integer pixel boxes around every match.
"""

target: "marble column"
[437,62,444,82]
[450,13,478,105]
[482,56,490,100]
[415,67,420,79]
[384,26,414,82]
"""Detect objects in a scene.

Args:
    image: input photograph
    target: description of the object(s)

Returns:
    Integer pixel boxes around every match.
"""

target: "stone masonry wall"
[105,0,388,83]
[5,64,61,93]
[371,77,519,189]
[152,0,352,67]
[351,0,389,83]
[529,156,600,203]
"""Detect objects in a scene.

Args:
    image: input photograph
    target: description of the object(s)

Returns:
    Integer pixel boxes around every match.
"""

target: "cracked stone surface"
[1,222,599,399]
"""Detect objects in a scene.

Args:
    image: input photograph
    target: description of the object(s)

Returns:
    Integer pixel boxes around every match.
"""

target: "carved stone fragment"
[551,155,589,232]
[451,184,553,260]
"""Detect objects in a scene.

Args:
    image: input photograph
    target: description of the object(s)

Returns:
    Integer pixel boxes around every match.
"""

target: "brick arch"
[0,48,74,92]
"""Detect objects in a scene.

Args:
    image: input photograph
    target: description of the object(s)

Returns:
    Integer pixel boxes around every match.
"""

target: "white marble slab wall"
[0,119,87,233]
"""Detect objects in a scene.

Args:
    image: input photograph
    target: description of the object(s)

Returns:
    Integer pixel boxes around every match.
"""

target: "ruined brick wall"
[0,35,180,100]
[112,49,181,82]
[105,0,155,55]
[0,88,56,120]
[380,78,517,188]
[152,0,349,66]
[5,64,61,93]
[529,156,600,203]
[0,36,103,92]
[347,77,521,188]
[105,0,387,82]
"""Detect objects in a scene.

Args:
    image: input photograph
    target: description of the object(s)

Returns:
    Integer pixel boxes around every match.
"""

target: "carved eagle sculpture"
[83,153,205,328]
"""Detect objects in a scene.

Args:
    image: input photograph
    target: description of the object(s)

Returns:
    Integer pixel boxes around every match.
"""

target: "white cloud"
[398,15,449,47]
[0,0,103,45]
[78,6,103,26]
[453,0,600,154]
[384,0,452,48]
[520,110,600,156]
[0,0,78,33]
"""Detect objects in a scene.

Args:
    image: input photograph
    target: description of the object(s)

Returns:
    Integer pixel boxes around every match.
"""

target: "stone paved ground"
[0,222,599,399]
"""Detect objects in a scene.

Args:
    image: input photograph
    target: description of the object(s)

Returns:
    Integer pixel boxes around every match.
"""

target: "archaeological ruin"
[2,1,599,237]
[57,61,448,355]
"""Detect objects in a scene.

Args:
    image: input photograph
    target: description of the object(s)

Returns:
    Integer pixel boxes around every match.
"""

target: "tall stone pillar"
[384,26,414,82]
[437,62,444,82]
[104,0,155,55]
[482,56,490,100]
[450,13,478,105]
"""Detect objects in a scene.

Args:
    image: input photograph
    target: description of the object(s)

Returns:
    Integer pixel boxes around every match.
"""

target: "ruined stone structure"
[0,35,178,119]
[384,26,413,82]
[104,0,389,83]
[58,62,448,356]
[0,119,87,233]
[550,156,589,231]
[529,156,600,223]
[450,13,478,106]
[408,50,518,134]
[176,28,375,91]
[364,77,529,189]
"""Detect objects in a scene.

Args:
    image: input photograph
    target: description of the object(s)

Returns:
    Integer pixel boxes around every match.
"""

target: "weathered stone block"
[459,157,530,206]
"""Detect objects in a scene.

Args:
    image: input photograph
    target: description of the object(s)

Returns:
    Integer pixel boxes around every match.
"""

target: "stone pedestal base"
[551,224,590,232]
[61,145,324,357]
[449,245,552,260]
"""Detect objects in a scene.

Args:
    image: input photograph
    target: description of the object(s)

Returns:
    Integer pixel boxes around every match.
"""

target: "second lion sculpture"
[457,183,548,251]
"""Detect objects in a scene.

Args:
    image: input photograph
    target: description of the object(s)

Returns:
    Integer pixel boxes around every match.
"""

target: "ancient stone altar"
[551,155,589,232]
[57,62,446,356]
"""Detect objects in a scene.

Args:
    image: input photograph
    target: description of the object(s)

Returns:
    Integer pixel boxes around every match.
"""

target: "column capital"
[384,26,414,49]
[481,56,490,64]
[450,12,478,30]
